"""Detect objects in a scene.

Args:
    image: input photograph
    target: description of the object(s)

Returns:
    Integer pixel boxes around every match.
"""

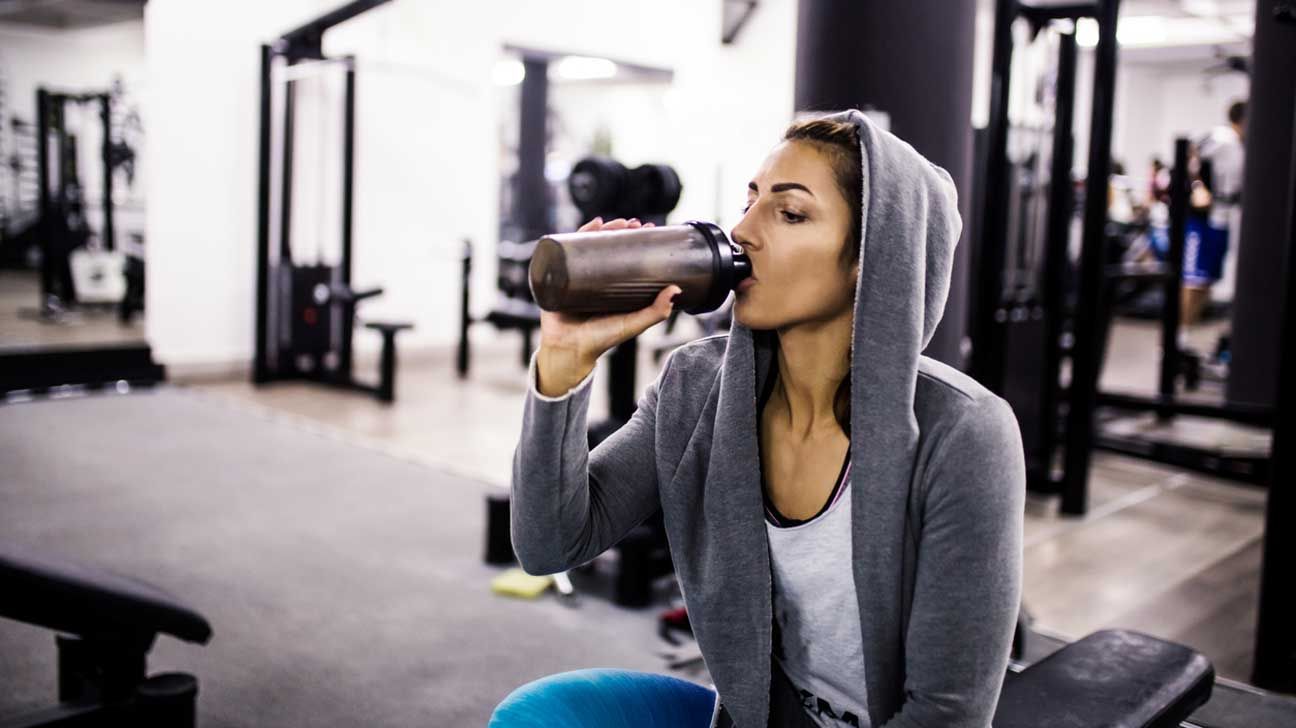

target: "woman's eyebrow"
[747,181,815,197]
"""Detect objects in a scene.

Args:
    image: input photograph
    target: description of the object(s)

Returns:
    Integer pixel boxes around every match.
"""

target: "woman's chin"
[733,297,774,330]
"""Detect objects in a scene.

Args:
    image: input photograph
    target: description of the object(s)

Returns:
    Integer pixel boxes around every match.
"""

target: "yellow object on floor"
[491,568,554,599]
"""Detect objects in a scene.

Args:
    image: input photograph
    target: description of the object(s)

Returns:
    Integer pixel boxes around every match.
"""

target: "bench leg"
[136,672,199,728]
[378,331,398,403]
[58,634,148,704]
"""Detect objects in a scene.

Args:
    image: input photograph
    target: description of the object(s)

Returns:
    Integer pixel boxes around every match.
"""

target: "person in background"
[1148,157,1171,207]
[1181,100,1246,334]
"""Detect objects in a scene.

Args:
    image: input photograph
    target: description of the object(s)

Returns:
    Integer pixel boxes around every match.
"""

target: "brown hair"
[778,116,863,435]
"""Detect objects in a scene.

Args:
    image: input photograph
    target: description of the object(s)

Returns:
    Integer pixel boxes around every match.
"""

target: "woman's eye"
[781,211,805,223]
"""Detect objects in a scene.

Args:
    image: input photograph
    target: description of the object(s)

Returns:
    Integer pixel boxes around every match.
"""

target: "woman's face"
[730,140,857,331]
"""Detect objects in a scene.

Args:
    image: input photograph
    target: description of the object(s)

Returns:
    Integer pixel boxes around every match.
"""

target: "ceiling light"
[552,56,618,81]
[493,58,525,86]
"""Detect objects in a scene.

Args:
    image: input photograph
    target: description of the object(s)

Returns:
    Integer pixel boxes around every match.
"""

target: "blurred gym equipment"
[1088,138,1271,486]
[0,549,212,728]
[970,1,1274,510]
[252,0,414,404]
[971,0,1296,695]
[12,87,141,322]
[0,74,161,398]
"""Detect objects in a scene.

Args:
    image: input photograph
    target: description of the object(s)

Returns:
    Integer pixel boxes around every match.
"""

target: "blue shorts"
[490,669,716,728]
[1149,217,1229,285]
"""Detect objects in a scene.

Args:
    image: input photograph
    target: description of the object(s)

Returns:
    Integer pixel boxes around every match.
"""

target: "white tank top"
[766,473,872,728]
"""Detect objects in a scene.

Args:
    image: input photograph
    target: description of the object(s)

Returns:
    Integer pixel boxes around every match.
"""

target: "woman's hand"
[535,217,681,398]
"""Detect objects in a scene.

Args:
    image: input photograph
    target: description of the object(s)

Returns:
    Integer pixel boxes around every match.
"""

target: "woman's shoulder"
[914,356,1018,447]
[913,356,1026,511]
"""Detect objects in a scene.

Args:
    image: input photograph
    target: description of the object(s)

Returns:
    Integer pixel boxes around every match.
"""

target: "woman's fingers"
[616,285,681,343]
[575,217,646,234]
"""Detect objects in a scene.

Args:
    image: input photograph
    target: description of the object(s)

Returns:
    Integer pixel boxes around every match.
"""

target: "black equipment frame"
[971,0,1121,514]
[975,0,1294,691]
[32,88,115,312]
[1088,138,1273,489]
[972,0,1273,516]
[253,0,412,403]
[1252,1,1296,692]
[0,86,164,396]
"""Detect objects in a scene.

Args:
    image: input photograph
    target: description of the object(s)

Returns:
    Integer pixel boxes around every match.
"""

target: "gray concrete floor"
[190,314,1270,684]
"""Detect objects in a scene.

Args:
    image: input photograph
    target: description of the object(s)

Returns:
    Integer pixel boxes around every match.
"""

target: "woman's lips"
[737,277,757,292]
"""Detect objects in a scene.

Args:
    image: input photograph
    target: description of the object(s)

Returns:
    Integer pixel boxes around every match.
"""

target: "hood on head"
[824,108,961,353]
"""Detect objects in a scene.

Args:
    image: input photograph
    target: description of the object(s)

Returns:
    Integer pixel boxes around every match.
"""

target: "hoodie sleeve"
[883,395,1025,728]
[509,350,665,576]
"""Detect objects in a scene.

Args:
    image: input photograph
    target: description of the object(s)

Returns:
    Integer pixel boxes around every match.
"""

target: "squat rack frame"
[970,0,1122,514]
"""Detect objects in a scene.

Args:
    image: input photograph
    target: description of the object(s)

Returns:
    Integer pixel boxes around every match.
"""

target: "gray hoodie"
[510,109,1025,728]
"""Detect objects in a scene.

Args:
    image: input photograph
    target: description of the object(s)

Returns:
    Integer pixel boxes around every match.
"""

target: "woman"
[493,109,1025,728]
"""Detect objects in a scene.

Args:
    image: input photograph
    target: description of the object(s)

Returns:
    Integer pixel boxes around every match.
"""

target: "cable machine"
[253,0,412,403]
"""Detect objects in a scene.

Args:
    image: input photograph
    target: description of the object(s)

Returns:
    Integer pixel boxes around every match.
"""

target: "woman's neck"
[771,309,852,441]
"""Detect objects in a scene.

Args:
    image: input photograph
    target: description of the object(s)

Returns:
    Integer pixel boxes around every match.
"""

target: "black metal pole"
[377,331,396,403]
[254,44,274,384]
[280,0,392,47]
[1252,7,1296,690]
[517,57,549,244]
[339,57,357,383]
[1227,0,1296,409]
[36,88,53,302]
[1060,0,1120,516]
[35,89,50,218]
[98,94,114,252]
[1158,138,1189,415]
[970,0,1017,391]
[457,239,471,378]
[1037,29,1077,491]
[278,74,296,264]
[340,58,355,285]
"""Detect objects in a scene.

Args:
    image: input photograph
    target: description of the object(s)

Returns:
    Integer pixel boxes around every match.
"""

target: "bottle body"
[528,221,750,315]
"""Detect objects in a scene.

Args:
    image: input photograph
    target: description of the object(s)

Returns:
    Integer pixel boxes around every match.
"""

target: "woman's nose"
[730,218,757,253]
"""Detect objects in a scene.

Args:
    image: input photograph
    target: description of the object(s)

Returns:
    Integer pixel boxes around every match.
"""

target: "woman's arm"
[509,351,668,576]
[883,396,1026,728]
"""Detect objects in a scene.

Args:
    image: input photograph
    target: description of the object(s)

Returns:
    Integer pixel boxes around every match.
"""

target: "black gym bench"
[996,628,1214,727]
[0,550,212,728]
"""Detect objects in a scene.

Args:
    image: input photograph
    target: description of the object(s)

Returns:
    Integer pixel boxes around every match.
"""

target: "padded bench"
[995,629,1215,727]
[0,549,212,728]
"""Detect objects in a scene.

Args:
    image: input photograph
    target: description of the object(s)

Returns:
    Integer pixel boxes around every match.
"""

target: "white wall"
[0,20,146,122]
[144,0,798,370]
[1115,62,1248,175]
